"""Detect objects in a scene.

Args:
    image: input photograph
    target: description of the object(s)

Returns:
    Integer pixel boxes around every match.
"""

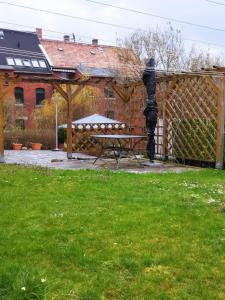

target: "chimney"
[92,38,98,46]
[64,35,70,42]
[36,28,42,40]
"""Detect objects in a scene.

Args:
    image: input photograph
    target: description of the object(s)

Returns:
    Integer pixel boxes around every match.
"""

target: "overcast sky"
[0,0,225,54]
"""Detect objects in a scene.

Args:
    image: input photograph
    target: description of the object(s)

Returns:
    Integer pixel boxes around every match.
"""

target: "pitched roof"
[41,39,140,77]
[0,28,51,74]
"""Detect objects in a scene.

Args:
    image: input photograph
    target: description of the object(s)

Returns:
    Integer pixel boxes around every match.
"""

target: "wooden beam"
[205,76,220,95]
[52,82,68,101]
[0,78,13,163]
[52,83,73,159]
[162,97,168,161]
[215,78,225,169]
[72,85,84,99]
[112,83,130,102]
[127,86,135,100]
[52,82,85,160]
[162,80,177,161]
[112,86,126,102]
[0,87,4,163]
[66,84,73,159]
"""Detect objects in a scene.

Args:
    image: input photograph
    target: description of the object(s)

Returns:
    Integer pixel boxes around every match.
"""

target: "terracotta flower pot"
[31,143,42,150]
[12,143,23,150]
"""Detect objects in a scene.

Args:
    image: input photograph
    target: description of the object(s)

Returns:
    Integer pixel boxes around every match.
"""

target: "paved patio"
[4,150,198,173]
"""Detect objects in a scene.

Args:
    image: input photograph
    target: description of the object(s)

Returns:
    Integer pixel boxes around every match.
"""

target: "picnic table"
[91,134,146,168]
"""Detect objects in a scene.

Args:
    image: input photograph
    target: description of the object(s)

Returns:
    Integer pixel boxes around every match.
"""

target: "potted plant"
[31,143,42,150]
[12,142,23,150]
[12,133,22,150]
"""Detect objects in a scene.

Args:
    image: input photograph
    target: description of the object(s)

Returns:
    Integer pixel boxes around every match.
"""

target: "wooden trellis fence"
[156,75,225,167]
[72,127,127,154]
[110,73,224,168]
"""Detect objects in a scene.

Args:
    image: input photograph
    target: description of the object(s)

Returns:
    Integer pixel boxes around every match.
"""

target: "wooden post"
[0,87,4,163]
[162,96,168,161]
[66,84,73,159]
[52,82,84,160]
[0,74,15,163]
[52,82,73,159]
[216,78,225,169]
[162,81,174,161]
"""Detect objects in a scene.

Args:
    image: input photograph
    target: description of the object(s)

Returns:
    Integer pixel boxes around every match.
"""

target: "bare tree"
[119,24,184,71]
[118,23,225,71]
[184,45,225,71]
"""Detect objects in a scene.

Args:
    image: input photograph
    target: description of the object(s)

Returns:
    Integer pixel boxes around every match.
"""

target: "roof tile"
[41,39,141,77]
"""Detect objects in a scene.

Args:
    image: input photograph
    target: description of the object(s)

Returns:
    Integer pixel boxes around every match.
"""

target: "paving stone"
[4,150,198,173]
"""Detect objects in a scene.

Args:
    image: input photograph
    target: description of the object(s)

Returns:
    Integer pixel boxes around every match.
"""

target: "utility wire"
[0,1,138,31]
[2,0,225,35]
[205,0,225,7]
[1,19,225,50]
[84,0,225,34]
[1,2,225,50]
[0,21,117,45]
[0,21,70,35]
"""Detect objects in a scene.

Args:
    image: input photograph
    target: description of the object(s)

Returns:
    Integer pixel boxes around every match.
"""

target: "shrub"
[172,119,217,162]
[4,129,55,149]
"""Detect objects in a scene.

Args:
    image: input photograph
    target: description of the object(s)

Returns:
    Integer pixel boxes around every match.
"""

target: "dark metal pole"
[142,58,158,162]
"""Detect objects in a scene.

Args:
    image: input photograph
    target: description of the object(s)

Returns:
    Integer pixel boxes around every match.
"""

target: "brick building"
[40,31,138,125]
[1,27,142,130]
[0,28,52,129]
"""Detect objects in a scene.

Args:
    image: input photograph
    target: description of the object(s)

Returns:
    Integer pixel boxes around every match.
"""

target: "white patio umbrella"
[58,114,126,130]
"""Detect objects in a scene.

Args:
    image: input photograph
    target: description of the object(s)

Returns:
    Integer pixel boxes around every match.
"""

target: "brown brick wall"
[14,82,53,128]
[10,81,146,131]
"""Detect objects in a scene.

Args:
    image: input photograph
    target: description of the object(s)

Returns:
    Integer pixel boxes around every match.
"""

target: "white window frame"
[23,59,31,67]
[31,60,40,68]
[14,58,23,66]
[39,60,47,68]
[6,57,15,66]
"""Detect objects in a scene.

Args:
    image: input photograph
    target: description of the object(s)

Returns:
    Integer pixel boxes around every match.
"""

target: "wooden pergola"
[0,67,224,168]
[0,69,134,162]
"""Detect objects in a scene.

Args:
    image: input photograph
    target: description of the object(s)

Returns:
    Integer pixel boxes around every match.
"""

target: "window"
[6,57,15,65]
[36,88,45,105]
[23,59,31,67]
[14,87,24,105]
[104,85,115,99]
[31,60,39,68]
[106,110,114,119]
[16,119,25,130]
[39,60,47,68]
[14,58,23,66]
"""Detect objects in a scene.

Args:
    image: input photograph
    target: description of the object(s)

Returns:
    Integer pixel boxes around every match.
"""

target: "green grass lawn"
[0,165,225,300]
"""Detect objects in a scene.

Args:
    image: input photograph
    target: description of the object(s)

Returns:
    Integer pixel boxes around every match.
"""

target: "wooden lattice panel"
[156,81,167,118]
[72,129,127,154]
[163,76,219,162]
